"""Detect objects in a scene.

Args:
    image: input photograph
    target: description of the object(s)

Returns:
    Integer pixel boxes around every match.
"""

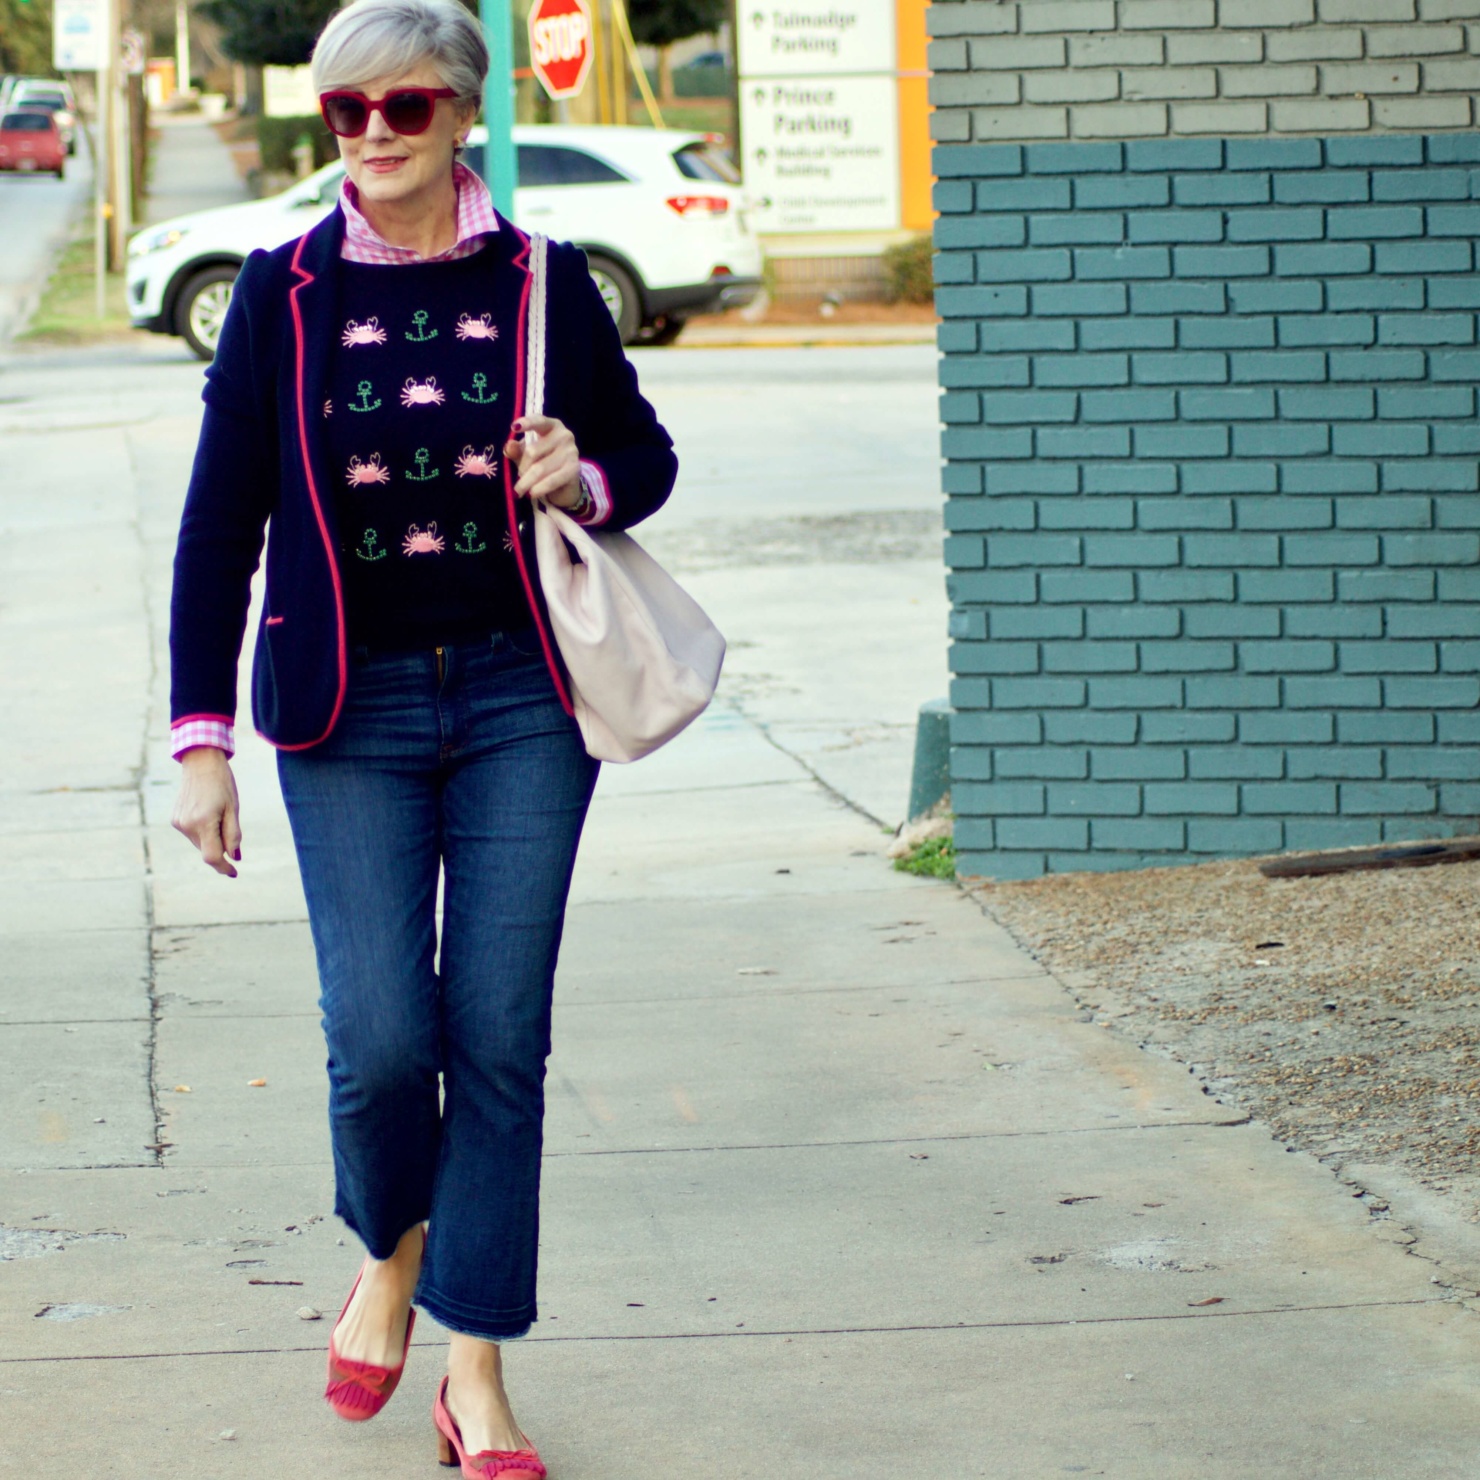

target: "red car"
[0,109,65,176]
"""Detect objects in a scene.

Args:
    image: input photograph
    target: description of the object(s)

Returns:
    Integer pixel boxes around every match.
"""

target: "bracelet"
[568,481,594,521]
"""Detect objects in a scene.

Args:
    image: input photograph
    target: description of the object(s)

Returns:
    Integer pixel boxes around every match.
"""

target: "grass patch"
[644,98,731,141]
[893,834,957,881]
[18,226,134,346]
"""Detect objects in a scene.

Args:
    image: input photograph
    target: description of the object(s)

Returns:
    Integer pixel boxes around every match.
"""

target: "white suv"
[127,124,761,357]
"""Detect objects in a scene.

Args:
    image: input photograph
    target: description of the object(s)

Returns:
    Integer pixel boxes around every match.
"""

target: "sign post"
[55,0,110,316]
[480,0,518,218]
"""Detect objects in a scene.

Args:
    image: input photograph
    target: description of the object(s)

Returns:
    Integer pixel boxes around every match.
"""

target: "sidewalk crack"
[720,699,889,831]
[125,425,165,1171]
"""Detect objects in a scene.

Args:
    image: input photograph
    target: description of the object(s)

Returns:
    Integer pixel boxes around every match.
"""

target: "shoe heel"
[436,1431,457,1467]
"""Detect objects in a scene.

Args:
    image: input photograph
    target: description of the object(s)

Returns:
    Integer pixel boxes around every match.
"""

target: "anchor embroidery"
[455,521,487,555]
[349,380,382,413]
[356,529,387,562]
[405,309,438,342]
[406,447,440,482]
[461,371,498,405]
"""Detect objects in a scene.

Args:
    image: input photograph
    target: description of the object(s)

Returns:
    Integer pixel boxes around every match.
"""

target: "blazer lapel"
[286,208,345,534]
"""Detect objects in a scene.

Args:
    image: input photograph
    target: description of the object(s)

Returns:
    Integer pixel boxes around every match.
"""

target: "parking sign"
[54,0,108,72]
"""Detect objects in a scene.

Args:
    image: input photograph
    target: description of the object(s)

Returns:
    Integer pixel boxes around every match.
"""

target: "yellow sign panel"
[897,0,933,233]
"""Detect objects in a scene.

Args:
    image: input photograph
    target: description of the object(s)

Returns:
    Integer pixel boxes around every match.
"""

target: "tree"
[192,0,339,67]
[0,0,56,77]
[626,0,726,104]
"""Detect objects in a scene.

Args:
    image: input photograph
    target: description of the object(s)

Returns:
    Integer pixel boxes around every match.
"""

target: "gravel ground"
[969,850,1480,1222]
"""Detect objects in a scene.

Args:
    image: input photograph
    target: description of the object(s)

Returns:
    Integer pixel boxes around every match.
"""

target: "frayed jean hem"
[415,1291,535,1344]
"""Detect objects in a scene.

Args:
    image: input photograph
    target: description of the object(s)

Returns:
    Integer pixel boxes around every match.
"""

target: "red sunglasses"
[319,86,457,138]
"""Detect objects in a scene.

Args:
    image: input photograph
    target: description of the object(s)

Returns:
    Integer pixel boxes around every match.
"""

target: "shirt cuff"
[172,717,236,760]
[575,460,612,527]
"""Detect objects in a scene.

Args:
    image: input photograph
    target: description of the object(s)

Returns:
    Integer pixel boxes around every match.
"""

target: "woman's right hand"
[172,747,242,878]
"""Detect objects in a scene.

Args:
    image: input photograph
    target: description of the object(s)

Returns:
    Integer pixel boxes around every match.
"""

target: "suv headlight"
[129,225,189,258]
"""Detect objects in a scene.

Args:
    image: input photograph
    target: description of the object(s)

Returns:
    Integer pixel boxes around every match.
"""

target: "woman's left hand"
[506,415,583,508]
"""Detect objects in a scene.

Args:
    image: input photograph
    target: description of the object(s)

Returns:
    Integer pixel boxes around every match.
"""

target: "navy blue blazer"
[170,205,677,750]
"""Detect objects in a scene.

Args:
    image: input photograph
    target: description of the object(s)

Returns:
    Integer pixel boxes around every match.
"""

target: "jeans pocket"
[503,625,547,661]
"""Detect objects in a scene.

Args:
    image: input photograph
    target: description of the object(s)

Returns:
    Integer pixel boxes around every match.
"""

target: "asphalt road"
[0,131,93,343]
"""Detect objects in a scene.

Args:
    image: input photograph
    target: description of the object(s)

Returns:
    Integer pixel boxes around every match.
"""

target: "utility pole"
[97,0,115,286]
[610,0,626,124]
[727,0,740,162]
[175,0,191,96]
[113,3,133,252]
[480,0,518,217]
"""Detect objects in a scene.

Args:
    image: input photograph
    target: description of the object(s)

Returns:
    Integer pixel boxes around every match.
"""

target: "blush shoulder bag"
[524,233,726,764]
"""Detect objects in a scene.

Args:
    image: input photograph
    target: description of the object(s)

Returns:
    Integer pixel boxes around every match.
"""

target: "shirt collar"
[339,159,499,264]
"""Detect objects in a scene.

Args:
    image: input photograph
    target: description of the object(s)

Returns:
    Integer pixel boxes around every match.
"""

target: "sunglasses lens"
[383,91,435,134]
[322,95,368,136]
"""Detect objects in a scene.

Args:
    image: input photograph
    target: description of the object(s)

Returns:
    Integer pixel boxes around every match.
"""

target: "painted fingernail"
[233,849,242,861]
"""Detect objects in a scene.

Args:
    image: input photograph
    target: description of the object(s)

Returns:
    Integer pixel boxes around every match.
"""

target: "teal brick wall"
[935,134,1480,879]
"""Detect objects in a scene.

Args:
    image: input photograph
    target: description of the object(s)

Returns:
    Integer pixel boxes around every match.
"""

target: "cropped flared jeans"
[277,632,598,1341]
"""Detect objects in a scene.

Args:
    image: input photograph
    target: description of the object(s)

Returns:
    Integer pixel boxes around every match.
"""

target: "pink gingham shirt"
[340,158,499,264]
[171,162,611,761]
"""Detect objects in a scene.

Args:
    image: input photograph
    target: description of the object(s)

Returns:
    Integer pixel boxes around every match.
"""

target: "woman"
[169,2,676,1474]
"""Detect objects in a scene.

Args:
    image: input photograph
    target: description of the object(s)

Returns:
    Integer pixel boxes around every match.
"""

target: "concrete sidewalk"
[1,338,1478,1477]
[144,112,252,226]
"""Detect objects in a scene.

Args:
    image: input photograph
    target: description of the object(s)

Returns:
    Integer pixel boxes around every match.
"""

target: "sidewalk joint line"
[2,1297,1452,1366]
[100,972,1058,1025]
[15,1115,1250,1175]
[149,918,309,933]
[720,701,890,831]
[0,1017,156,1028]
[595,779,803,800]
[542,1117,1251,1158]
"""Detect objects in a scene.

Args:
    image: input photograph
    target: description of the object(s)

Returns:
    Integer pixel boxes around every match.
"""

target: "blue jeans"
[277,632,598,1341]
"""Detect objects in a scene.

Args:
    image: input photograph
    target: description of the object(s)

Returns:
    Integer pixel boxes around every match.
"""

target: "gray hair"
[312,0,488,101]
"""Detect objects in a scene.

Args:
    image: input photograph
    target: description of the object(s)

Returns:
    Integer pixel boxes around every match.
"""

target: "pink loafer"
[433,1375,547,1479]
[324,1263,417,1421]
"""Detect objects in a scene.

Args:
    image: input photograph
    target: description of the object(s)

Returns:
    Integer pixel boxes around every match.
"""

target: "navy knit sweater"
[327,255,523,648]
[169,209,678,750]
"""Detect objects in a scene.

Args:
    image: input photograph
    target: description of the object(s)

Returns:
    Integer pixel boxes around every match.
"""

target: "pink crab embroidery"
[323,398,333,418]
[341,317,387,347]
[400,376,446,408]
[403,522,446,556]
[455,312,499,342]
[345,453,390,487]
[453,444,500,479]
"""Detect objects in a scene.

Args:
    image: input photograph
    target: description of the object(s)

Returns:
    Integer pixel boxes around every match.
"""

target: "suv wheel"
[586,255,641,345]
[178,266,239,360]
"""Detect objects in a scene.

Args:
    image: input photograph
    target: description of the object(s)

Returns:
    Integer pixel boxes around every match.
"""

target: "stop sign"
[528,0,594,102]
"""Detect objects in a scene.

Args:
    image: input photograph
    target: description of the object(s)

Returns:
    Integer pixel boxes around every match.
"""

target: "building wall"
[930,0,1480,146]
[932,1,1480,879]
